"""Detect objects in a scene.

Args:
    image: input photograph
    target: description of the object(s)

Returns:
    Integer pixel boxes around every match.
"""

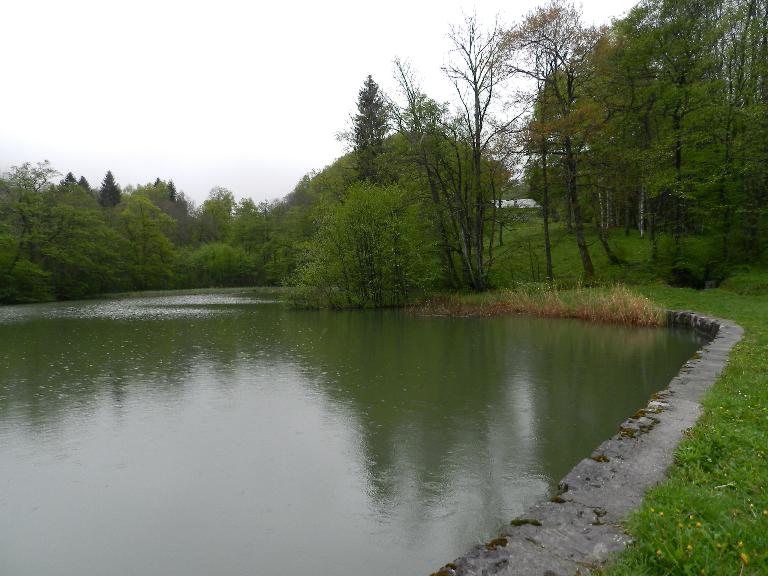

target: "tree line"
[2,0,766,305]
[296,0,768,304]
[0,162,299,302]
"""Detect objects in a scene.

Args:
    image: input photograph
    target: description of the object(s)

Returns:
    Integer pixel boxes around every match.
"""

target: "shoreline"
[430,310,743,576]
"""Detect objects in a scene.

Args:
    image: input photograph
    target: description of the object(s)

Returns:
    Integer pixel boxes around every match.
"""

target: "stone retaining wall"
[430,311,743,576]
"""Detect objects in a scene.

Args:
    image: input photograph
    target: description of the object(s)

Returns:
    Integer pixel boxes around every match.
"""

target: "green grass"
[489,220,660,286]
[601,284,768,575]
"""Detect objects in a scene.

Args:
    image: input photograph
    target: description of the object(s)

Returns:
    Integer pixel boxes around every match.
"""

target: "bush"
[0,259,54,303]
[291,182,439,308]
[182,243,257,287]
[656,235,723,288]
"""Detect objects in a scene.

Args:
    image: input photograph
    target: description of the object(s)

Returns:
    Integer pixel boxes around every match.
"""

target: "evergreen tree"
[167,180,177,202]
[78,176,91,192]
[352,75,389,182]
[99,170,121,207]
[154,177,162,187]
[60,172,77,186]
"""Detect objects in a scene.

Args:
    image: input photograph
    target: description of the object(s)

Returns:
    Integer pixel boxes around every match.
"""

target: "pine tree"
[99,170,121,207]
[167,180,177,202]
[154,177,162,187]
[353,75,389,182]
[60,172,77,186]
[78,176,91,192]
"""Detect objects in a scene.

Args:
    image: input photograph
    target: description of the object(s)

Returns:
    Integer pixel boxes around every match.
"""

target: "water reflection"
[0,293,705,576]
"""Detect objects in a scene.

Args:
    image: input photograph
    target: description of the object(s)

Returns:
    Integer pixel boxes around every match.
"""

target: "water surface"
[0,291,705,576]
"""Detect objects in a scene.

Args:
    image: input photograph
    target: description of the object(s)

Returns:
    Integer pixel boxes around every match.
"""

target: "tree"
[4,160,58,194]
[443,14,516,289]
[99,170,121,208]
[77,176,91,192]
[0,161,59,301]
[513,1,603,278]
[392,60,460,288]
[195,186,235,243]
[352,75,389,182]
[60,172,77,186]
[117,195,176,289]
[167,180,177,202]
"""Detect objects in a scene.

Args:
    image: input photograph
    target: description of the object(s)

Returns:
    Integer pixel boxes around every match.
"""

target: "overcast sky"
[1,0,638,205]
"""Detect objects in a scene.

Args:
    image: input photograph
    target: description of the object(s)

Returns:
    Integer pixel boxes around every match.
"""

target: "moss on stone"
[510,518,543,527]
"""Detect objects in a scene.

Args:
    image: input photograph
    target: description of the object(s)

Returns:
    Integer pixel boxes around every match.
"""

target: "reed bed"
[411,284,665,327]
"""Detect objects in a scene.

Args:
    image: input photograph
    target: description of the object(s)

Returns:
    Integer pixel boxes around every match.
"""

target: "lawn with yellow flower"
[604,283,768,574]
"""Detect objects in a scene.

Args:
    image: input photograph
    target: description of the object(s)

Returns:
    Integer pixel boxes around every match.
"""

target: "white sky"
[1,0,638,205]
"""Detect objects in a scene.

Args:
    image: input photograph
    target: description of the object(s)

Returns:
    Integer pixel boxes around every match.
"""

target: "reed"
[411,284,665,327]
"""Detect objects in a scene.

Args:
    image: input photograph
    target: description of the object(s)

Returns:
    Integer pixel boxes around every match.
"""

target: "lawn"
[602,285,768,575]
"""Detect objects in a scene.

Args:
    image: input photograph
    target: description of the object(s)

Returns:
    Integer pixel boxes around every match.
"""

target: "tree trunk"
[673,109,683,243]
[596,207,623,265]
[565,138,594,277]
[541,139,554,281]
[424,162,458,288]
[472,126,486,290]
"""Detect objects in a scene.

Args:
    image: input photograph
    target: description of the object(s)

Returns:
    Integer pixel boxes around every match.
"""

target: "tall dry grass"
[412,285,665,326]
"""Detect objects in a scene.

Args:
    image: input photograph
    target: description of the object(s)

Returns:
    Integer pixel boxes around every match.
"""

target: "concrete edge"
[429,310,744,576]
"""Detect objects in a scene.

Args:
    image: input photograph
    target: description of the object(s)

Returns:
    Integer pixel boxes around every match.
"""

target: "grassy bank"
[602,285,768,575]
[412,284,665,326]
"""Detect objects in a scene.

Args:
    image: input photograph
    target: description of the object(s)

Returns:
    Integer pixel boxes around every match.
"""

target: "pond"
[0,291,705,576]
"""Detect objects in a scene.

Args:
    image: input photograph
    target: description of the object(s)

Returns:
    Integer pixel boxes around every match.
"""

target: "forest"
[1,0,766,305]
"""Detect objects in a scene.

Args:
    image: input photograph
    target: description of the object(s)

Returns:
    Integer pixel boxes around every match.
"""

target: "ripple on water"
[0,293,276,324]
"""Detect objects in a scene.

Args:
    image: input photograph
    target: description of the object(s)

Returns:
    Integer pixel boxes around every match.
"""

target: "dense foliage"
[292,183,437,307]
[1,0,766,304]
[519,0,768,286]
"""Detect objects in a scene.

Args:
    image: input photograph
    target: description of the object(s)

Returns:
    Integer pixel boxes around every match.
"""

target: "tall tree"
[99,170,121,208]
[167,180,177,202]
[513,1,602,278]
[195,187,235,243]
[352,75,389,182]
[77,176,91,192]
[392,60,460,288]
[444,14,516,289]
[117,195,175,289]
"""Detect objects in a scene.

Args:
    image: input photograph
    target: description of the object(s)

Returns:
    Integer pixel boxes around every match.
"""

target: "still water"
[0,291,704,576]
